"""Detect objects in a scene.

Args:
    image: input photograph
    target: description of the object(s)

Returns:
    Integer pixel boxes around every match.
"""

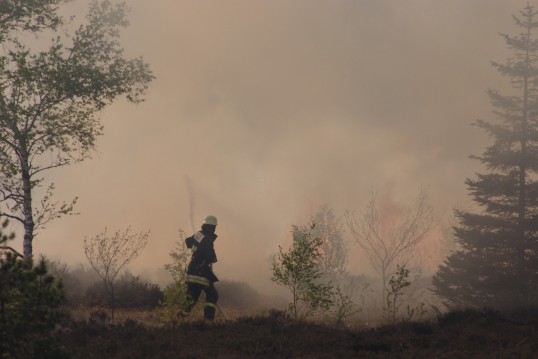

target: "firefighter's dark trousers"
[184,281,218,320]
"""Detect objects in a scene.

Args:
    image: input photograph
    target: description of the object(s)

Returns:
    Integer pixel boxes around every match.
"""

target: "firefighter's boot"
[204,303,216,320]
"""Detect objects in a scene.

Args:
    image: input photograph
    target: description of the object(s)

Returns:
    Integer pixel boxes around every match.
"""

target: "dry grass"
[55,306,538,358]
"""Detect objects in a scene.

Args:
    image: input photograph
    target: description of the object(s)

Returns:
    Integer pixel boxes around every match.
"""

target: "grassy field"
[54,308,538,358]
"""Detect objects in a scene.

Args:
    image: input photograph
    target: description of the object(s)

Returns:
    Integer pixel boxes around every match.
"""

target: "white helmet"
[204,215,218,226]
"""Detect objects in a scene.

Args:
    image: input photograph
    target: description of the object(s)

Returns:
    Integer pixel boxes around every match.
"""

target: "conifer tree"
[433,4,538,309]
[0,216,66,358]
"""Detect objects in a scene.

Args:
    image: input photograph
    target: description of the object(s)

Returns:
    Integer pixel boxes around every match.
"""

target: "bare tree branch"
[346,188,433,309]
[83,226,149,320]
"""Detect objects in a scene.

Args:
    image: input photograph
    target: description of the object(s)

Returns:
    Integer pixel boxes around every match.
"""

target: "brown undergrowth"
[54,307,538,358]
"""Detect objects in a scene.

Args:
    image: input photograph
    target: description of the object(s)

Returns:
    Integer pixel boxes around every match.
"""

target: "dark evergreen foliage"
[0,218,15,245]
[433,4,538,309]
[0,221,67,358]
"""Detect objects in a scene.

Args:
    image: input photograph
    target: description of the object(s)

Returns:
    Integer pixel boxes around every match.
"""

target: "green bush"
[154,232,192,323]
[272,224,335,320]
[0,253,67,358]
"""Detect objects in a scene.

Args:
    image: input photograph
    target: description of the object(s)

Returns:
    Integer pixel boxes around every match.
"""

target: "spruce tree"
[433,4,538,309]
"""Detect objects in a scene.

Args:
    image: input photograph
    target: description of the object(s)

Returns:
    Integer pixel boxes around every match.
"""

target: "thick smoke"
[184,175,196,233]
[20,0,533,295]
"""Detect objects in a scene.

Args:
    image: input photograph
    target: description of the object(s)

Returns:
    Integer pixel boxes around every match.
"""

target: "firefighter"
[181,215,219,320]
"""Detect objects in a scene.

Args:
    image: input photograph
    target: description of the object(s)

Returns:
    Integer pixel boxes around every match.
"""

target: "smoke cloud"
[184,175,196,233]
[9,0,532,292]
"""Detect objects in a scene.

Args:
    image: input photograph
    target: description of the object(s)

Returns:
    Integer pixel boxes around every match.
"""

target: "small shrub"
[385,265,411,326]
[45,261,100,307]
[85,272,163,310]
[89,309,108,324]
[0,253,67,358]
[154,231,191,323]
[328,285,360,327]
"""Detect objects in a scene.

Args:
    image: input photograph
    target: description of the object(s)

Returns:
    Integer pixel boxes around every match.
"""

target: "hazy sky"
[7,0,532,292]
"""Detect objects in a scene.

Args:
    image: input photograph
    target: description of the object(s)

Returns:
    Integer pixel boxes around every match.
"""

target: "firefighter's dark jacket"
[185,225,219,284]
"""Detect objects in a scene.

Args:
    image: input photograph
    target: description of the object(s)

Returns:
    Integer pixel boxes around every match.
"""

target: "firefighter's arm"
[207,240,217,263]
[185,236,194,248]
[186,231,204,249]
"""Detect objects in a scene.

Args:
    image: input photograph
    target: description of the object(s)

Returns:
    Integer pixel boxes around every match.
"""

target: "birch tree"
[0,0,154,258]
[272,224,334,320]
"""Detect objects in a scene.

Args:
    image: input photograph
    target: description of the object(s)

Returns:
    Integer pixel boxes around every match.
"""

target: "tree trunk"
[518,28,531,292]
[110,282,115,321]
[381,266,387,312]
[19,138,34,260]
